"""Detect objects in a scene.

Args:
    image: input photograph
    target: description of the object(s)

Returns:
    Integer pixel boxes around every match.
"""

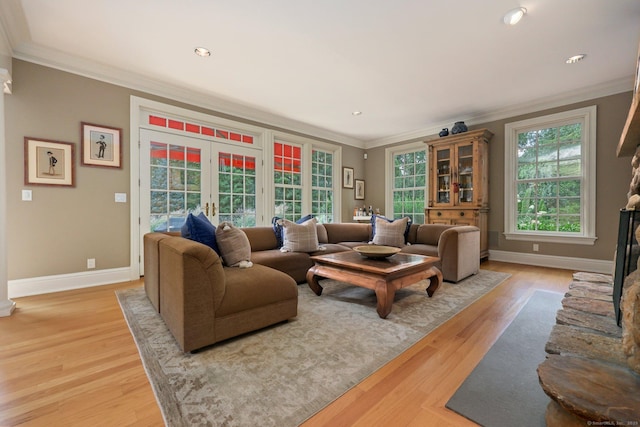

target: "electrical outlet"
[533,244,539,252]
[87,258,96,269]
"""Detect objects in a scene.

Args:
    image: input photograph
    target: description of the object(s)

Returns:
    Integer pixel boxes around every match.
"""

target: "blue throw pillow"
[370,214,412,243]
[272,214,314,248]
[181,212,220,255]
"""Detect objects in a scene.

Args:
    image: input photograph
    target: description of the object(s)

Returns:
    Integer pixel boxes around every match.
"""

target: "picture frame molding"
[81,122,123,168]
[355,179,365,200]
[24,137,75,187]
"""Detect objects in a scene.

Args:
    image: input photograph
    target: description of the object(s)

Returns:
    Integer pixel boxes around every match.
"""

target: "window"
[504,106,597,245]
[218,152,257,227]
[311,149,334,223]
[274,141,303,221]
[272,137,339,223]
[386,143,427,224]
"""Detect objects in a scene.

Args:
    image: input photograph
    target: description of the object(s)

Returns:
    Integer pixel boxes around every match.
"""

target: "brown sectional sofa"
[144,221,480,352]
[245,222,480,283]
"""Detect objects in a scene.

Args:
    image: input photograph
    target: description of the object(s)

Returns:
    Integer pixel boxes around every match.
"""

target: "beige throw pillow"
[215,222,253,268]
[372,216,409,247]
[281,218,323,253]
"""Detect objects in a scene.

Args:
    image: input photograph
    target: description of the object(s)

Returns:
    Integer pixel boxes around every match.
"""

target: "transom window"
[504,106,597,245]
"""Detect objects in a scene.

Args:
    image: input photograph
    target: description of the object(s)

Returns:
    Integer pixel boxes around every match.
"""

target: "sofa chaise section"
[156,235,298,352]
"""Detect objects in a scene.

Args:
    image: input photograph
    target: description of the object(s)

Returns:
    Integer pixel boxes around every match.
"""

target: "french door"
[139,128,262,272]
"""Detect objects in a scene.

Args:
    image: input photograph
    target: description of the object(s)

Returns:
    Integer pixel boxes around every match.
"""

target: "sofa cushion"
[250,249,313,284]
[370,214,412,244]
[372,216,409,247]
[217,264,298,317]
[281,218,323,252]
[272,214,314,247]
[215,222,253,267]
[181,212,220,254]
[323,223,371,243]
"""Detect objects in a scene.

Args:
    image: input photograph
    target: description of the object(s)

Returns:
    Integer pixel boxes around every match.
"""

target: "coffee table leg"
[306,267,324,296]
[375,282,394,319]
[425,267,443,297]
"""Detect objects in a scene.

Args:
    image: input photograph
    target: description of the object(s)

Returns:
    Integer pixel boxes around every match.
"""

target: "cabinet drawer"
[428,209,477,222]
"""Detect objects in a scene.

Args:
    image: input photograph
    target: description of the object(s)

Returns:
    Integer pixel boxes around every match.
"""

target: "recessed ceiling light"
[566,54,586,64]
[194,47,211,57]
[352,111,362,116]
[503,7,527,25]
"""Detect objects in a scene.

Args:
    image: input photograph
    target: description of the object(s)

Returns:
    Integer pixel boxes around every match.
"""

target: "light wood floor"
[0,261,573,426]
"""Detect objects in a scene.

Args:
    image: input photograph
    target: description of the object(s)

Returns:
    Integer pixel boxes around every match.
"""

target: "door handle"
[205,202,217,217]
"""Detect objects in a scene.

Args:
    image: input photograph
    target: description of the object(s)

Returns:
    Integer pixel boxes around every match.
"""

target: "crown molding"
[364,76,634,149]
[11,43,365,148]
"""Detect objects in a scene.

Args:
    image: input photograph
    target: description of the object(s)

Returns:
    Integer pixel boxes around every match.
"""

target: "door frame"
[129,96,267,279]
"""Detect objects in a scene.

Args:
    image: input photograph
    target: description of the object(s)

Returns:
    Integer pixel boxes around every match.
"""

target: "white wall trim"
[365,76,631,149]
[489,250,613,275]
[8,267,133,298]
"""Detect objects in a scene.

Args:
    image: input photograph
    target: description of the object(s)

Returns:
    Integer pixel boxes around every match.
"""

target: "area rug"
[446,290,563,427]
[117,269,510,427]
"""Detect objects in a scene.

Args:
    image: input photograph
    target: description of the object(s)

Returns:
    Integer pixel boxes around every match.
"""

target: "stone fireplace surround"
[536,149,640,426]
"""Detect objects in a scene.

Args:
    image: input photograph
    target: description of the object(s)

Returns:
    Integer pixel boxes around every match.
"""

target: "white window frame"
[385,141,428,222]
[268,131,342,223]
[503,105,597,245]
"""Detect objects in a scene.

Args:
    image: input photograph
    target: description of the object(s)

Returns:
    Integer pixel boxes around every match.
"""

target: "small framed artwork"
[24,137,75,187]
[355,179,365,200]
[81,122,122,168]
[343,167,354,188]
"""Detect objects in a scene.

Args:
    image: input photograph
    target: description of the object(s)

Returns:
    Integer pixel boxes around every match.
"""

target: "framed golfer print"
[24,137,75,186]
[81,122,123,168]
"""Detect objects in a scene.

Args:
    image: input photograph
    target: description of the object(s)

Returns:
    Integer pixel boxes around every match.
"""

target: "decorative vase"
[439,128,449,137]
[451,121,468,134]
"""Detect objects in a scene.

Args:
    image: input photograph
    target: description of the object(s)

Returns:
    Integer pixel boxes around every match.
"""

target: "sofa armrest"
[158,237,226,352]
[437,226,480,282]
[143,232,173,312]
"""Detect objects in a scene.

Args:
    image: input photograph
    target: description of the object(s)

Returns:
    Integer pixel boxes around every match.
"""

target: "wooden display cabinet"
[425,129,493,259]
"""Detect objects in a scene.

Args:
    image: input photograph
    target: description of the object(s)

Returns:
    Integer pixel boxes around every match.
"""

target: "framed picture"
[355,179,365,200]
[81,122,122,168]
[343,167,354,188]
[24,137,75,187]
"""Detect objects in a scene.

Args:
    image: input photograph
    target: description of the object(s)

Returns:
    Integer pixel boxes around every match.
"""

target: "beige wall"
[6,59,633,281]
[366,92,633,262]
[6,60,133,278]
[5,60,363,280]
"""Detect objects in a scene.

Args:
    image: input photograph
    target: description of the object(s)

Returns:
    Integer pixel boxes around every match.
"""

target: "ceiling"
[1,0,640,146]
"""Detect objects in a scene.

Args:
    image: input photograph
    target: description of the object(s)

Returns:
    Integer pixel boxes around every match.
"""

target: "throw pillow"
[215,222,253,268]
[370,214,412,243]
[371,216,409,247]
[180,212,220,255]
[272,214,314,247]
[281,218,323,253]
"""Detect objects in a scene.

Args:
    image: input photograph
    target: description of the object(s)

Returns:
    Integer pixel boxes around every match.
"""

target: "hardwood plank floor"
[0,261,573,426]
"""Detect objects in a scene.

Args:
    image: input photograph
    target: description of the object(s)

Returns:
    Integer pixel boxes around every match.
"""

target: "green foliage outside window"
[392,150,426,223]
[516,124,582,233]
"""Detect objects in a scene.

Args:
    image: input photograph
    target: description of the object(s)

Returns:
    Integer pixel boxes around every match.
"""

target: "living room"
[1,1,640,425]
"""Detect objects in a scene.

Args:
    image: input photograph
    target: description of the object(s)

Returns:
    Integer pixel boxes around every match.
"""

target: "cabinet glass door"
[436,147,451,204]
[457,144,474,204]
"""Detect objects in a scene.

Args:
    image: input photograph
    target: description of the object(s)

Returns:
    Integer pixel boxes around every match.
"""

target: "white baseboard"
[488,250,614,275]
[8,267,135,298]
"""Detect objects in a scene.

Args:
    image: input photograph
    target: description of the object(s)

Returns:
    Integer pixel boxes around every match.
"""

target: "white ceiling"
[1,0,640,146]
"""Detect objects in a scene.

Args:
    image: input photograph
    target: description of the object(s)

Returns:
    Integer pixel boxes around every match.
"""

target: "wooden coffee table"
[306,251,442,319]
